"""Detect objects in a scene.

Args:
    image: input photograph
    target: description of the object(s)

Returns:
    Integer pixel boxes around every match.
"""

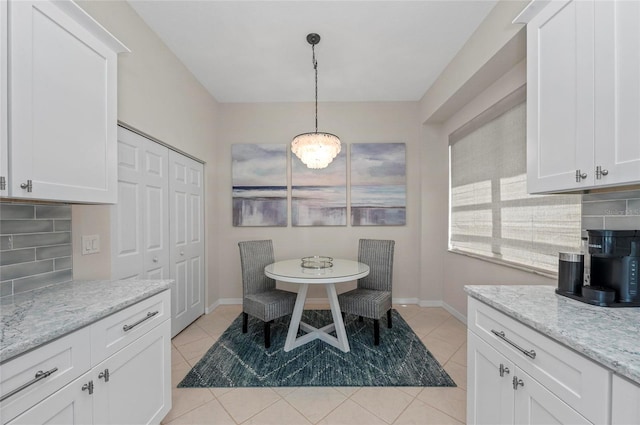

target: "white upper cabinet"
[518,0,640,193]
[5,0,128,203]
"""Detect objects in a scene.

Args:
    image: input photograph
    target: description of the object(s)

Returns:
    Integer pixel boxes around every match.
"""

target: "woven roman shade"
[449,86,581,274]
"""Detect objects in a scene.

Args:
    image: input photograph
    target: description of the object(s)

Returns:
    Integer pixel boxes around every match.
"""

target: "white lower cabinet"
[467,297,611,424]
[612,375,640,425]
[7,372,93,425]
[1,291,171,425]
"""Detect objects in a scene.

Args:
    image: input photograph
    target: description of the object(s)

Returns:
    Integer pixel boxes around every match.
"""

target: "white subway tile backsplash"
[581,189,640,232]
[0,202,72,296]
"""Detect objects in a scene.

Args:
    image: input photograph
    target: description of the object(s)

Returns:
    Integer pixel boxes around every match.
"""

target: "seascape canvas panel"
[351,143,406,226]
[232,144,287,226]
[291,149,347,226]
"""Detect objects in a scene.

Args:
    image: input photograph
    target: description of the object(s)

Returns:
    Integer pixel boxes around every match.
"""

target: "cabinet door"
[0,0,7,196]
[526,0,595,193]
[8,0,118,203]
[169,151,205,337]
[594,0,640,187]
[467,332,514,425]
[7,372,93,425]
[92,319,171,425]
[612,375,640,425]
[513,369,592,425]
[111,127,170,281]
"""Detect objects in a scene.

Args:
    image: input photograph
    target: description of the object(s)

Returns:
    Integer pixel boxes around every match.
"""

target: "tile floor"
[163,304,468,425]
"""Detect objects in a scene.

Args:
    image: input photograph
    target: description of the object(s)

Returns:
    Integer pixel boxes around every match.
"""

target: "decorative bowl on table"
[301,256,333,269]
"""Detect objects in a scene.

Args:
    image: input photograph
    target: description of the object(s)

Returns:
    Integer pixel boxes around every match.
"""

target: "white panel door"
[6,372,93,425]
[526,0,595,193]
[169,151,205,337]
[8,0,118,202]
[0,0,7,196]
[93,320,171,425]
[513,368,591,425]
[467,332,514,425]
[111,127,169,281]
[594,0,640,187]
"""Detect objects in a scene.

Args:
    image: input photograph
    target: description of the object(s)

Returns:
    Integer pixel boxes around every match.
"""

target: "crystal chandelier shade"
[291,132,341,169]
[291,33,341,169]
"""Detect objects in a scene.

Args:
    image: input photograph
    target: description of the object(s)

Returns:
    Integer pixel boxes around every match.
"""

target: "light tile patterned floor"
[163,304,467,425]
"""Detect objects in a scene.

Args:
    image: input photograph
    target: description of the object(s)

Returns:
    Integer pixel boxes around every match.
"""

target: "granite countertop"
[465,285,640,385]
[0,279,172,363]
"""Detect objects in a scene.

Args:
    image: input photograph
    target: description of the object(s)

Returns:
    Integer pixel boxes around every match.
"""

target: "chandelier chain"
[312,43,318,133]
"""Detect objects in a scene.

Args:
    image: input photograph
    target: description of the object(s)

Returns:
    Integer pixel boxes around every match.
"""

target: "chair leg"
[264,321,271,349]
[374,319,380,345]
[387,309,392,328]
[242,312,248,333]
[358,316,363,322]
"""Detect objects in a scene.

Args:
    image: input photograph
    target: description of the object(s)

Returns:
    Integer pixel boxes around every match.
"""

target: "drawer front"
[91,290,170,365]
[468,297,610,425]
[0,327,91,424]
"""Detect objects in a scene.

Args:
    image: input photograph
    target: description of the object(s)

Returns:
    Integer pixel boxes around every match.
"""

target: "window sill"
[447,248,558,280]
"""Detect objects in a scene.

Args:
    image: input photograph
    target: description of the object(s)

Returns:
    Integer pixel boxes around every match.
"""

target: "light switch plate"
[81,235,100,255]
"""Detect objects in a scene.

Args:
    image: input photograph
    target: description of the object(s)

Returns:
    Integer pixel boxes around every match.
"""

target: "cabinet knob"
[20,180,33,192]
[596,166,609,179]
[180,250,184,256]
[0,176,6,191]
[575,170,587,182]
[81,380,94,395]
[153,256,159,263]
[499,363,510,377]
[512,376,525,390]
[98,368,110,382]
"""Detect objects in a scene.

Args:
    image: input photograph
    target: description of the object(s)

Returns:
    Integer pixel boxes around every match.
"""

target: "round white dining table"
[264,258,370,353]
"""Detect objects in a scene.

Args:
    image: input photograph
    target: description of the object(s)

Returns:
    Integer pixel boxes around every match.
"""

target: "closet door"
[111,127,170,280]
[169,151,205,337]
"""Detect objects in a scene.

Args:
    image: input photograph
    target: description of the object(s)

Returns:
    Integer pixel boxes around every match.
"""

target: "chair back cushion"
[357,239,394,291]
[238,240,276,295]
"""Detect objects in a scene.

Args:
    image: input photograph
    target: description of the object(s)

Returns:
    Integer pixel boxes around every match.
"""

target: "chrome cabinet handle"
[575,170,587,182]
[0,176,6,191]
[596,165,609,179]
[491,329,536,359]
[98,368,110,382]
[499,363,510,377]
[513,376,525,390]
[123,311,159,332]
[0,367,58,402]
[81,380,94,395]
[20,180,33,192]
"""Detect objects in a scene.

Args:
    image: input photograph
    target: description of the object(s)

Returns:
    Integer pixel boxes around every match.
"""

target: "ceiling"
[127,0,498,103]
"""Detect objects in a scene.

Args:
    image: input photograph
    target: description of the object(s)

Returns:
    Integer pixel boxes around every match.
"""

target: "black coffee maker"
[582,230,640,306]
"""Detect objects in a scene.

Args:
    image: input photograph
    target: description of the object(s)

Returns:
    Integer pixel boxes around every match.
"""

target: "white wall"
[215,102,422,302]
[71,1,221,305]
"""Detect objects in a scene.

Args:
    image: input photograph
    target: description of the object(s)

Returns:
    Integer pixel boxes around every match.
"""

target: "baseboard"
[442,301,467,325]
[206,297,468,325]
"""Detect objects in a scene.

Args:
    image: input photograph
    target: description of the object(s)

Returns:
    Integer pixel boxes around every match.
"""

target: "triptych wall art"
[232,143,406,227]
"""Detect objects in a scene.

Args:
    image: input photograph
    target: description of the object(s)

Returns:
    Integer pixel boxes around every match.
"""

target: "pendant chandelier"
[291,33,341,169]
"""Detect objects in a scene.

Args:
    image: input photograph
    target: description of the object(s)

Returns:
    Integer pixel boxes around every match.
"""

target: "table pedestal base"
[284,283,350,353]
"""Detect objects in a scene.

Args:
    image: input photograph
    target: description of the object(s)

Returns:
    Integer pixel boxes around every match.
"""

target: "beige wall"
[70,0,553,320]
[215,102,422,302]
[422,60,555,319]
[71,1,221,306]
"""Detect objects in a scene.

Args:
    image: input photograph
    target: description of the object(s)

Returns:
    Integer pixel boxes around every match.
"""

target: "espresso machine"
[557,230,640,307]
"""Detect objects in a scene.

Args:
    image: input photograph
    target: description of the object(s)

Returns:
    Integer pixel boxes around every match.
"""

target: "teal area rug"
[178,309,456,388]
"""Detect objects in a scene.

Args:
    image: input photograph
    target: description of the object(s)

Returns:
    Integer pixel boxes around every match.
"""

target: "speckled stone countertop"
[0,279,172,363]
[465,285,640,385]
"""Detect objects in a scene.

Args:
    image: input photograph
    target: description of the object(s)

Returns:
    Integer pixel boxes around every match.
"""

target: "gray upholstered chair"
[338,239,395,345]
[238,240,297,348]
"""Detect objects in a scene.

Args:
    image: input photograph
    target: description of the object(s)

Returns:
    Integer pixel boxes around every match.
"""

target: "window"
[449,86,581,274]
